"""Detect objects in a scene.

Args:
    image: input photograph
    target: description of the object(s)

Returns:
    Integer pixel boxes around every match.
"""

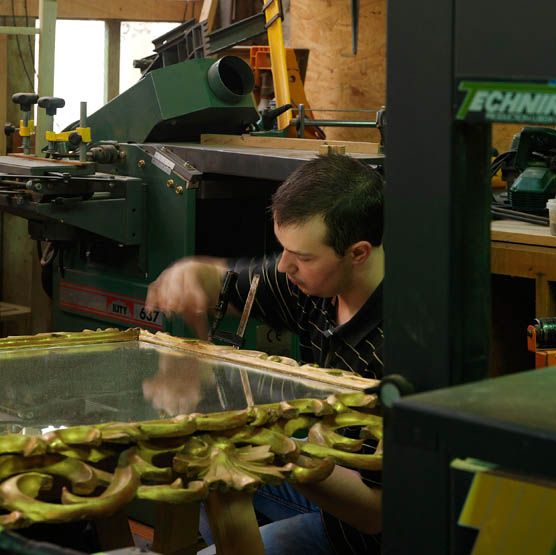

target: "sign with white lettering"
[457,81,556,124]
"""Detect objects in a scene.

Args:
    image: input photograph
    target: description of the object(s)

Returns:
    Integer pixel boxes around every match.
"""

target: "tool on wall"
[351,0,359,55]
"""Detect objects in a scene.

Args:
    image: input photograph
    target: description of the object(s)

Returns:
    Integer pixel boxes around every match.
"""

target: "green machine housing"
[0,56,328,351]
[507,127,556,212]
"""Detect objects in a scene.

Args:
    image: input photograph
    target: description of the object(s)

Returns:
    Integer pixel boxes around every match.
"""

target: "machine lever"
[38,96,65,116]
[12,92,39,112]
[260,103,292,130]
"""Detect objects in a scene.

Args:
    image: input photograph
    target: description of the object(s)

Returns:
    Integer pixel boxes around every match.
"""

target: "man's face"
[274,216,351,297]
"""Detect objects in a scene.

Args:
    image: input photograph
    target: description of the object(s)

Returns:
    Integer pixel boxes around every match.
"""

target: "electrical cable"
[11,0,34,90]
[491,206,549,226]
[491,207,548,224]
[491,203,549,221]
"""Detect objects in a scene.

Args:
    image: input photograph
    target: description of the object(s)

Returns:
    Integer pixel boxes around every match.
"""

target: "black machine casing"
[384,0,556,552]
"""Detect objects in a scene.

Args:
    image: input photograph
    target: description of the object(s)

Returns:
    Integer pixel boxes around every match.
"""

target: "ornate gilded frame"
[0,329,382,554]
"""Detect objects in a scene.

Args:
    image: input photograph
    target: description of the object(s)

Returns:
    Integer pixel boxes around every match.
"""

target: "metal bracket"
[142,145,203,189]
[262,0,284,28]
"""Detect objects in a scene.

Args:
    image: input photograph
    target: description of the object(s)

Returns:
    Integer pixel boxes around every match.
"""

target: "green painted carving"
[0,329,382,527]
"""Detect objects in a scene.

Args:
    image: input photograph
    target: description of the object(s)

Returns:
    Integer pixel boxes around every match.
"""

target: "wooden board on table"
[201,134,381,154]
[491,220,556,248]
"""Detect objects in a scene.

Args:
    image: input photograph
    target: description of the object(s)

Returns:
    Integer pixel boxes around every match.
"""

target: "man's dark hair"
[271,154,384,255]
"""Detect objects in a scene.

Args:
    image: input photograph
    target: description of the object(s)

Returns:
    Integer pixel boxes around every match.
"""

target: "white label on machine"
[153,151,175,175]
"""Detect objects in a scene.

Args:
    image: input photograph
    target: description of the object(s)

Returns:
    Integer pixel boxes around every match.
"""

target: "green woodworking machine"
[1,37,382,350]
[0,56,309,346]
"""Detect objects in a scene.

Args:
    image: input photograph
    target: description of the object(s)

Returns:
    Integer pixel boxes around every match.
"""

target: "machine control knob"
[12,92,39,112]
[4,123,16,136]
[38,96,65,116]
[68,132,82,147]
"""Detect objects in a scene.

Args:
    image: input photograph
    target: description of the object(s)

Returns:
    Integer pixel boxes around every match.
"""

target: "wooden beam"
[199,0,218,32]
[0,33,7,156]
[152,503,199,555]
[104,20,120,102]
[36,0,57,154]
[0,26,39,34]
[201,133,381,154]
[0,0,202,21]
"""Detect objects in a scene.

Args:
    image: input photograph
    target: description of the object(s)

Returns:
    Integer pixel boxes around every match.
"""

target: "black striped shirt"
[229,255,383,555]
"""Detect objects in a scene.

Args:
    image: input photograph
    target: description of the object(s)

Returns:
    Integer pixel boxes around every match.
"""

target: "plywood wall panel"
[290,0,385,143]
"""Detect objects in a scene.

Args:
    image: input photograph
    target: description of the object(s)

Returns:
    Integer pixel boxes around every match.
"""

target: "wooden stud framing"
[104,19,121,102]
[0,1,202,22]
[199,0,218,32]
[0,32,7,156]
[35,0,56,154]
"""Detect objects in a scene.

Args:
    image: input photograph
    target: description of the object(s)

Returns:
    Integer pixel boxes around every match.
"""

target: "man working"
[146,153,384,555]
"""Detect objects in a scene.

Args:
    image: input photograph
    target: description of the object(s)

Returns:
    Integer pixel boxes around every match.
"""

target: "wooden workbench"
[491,220,556,316]
[0,301,30,337]
[490,220,556,373]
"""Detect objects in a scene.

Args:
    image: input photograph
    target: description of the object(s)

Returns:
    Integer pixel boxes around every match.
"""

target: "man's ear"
[349,241,373,264]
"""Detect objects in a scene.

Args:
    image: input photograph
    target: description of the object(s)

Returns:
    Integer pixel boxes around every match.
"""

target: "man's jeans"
[197,483,336,555]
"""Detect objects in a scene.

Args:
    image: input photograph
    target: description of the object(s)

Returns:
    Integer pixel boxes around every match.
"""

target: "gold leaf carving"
[0,328,382,527]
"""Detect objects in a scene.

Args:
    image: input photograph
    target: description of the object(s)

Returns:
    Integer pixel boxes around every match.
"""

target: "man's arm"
[295,465,382,535]
[145,257,230,339]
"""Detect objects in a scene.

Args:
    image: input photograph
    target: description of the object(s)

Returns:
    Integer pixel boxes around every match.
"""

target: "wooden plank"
[152,502,199,555]
[0,26,39,34]
[1,214,33,335]
[535,275,556,318]
[201,133,380,154]
[199,0,218,31]
[491,220,556,248]
[36,0,57,154]
[0,302,31,320]
[0,33,7,156]
[0,0,202,21]
[205,490,264,555]
[104,20,121,102]
[94,510,134,551]
[491,242,556,281]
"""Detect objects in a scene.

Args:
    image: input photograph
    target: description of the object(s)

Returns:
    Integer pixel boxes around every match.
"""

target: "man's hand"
[145,257,228,339]
[142,351,212,415]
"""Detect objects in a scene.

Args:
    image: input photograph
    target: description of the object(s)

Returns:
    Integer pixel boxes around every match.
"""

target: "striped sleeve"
[228,255,305,334]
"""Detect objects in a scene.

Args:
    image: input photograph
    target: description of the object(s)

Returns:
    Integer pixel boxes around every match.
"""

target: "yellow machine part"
[249,46,324,140]
[18,119,35,137]
[45,127,92,143]
[262,0,292,131]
